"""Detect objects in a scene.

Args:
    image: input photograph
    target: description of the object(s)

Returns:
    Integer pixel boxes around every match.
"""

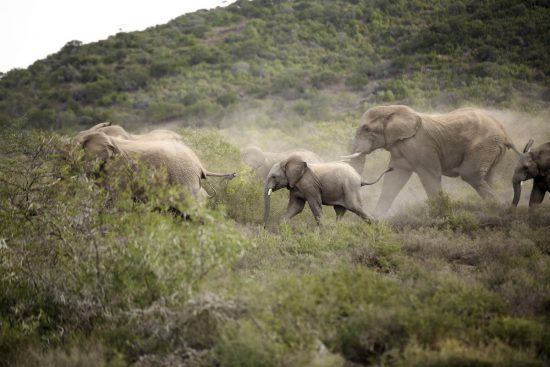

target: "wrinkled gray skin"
[79,131,235,200]
[263,154,392,226]
[512,139,550,208]
[74,121,182,144]
[345,105,518,217]
[242,145,323,180]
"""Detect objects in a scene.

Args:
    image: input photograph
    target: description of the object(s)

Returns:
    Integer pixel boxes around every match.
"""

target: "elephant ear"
[106,139,120,157]
[284,157,307,188]
[81,132,119,159]
[384,110,421,147]
[523,138,534,153]
[88,121,112,131]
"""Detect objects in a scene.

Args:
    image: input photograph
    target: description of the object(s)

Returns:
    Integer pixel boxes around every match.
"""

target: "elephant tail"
[505,140,521,156]
[501,132,521,156]
[202,170,236,180]
[361,167,393,186]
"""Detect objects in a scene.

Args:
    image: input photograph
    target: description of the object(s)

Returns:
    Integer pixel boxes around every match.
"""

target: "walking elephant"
[263,154,392,226]
[512,139,550,208]
[343,105,518,216]
[75,121,182,144]
[78,131,235,200]
[242,145,323,180]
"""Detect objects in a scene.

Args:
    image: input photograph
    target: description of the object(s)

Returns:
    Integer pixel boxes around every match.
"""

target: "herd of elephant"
[74,105,549,226]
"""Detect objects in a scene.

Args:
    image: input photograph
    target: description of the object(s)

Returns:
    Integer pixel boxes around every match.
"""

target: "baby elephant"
[512,139,550,208]
[263,154,392,226]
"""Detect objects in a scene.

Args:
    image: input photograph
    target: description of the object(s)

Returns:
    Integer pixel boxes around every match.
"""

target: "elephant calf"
[512,139,550,208]
[263,154,392,226]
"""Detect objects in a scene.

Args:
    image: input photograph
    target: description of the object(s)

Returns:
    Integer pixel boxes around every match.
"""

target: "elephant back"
[290,150,323,164]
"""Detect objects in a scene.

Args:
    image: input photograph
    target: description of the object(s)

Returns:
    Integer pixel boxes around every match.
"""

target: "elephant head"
[74,122,131,144]
[263,156,308,226]
[79,131,120,162]
[512,139,537,206]
[343,105,421,173]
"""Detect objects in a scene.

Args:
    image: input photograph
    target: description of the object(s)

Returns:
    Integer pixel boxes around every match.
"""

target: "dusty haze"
[216,106,550,215]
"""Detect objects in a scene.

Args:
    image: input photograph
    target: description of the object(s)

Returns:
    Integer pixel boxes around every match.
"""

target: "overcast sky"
[0,0,235,73]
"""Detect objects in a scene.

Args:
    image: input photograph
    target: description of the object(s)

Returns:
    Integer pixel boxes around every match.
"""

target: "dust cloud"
[220,105,550,214]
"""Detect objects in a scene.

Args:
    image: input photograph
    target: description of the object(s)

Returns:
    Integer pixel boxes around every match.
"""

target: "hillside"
[1,0,549,129]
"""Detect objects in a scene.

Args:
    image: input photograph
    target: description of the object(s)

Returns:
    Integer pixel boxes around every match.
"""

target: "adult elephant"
[79,131,235,200]
[74,122,182,144]
[242,145,323,180]
[343,105,518,216]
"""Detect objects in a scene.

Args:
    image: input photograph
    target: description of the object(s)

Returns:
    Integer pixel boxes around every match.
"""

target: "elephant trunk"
[349,153,366,175]
[263,180,274,227]
[342,141,369,174]
[511,179,522,207]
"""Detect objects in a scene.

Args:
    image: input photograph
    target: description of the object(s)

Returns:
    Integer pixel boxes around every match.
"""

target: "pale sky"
[0,0,236,72]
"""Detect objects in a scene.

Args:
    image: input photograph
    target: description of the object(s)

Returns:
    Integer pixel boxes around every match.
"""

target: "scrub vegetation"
[1,0,549,366]
[1,119,549,366]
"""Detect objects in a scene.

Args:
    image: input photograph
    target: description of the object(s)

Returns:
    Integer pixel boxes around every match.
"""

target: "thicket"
[1,124,548,366]
[1,0,549,129]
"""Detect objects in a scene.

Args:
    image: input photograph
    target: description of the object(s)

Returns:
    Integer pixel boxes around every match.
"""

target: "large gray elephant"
[79,131,235,200]
[512,139,550,208]
[242,145,323,180]
[343,105,518,216]
[74,122,182,144]
[263,154,391,226]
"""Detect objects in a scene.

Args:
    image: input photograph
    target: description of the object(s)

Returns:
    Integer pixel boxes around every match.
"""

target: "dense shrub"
[0,126,250,365]
[1,123,548,365]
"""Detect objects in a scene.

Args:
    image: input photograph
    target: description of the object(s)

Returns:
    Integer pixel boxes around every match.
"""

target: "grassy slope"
[1,0,550,366]
[0,0,549,129]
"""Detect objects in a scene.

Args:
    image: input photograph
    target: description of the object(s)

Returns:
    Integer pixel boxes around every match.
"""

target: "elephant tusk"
[268,188,272,196]
[340,152,363,160]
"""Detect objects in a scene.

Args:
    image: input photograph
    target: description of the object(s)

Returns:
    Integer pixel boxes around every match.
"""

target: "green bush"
[488,316,549,356]
[0,126,250,364]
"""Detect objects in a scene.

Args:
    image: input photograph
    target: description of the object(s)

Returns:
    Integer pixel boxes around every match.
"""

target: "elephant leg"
[374,168,412,217]
[334,205,347,219]
[416,168,442,198]
[462,172,499,202]
[307,199,323,225]
[529,182,546,208]
[283,195,306,220]
[345,191,374,222]
[486,146,506,187]
[460,144,502,201]
[485,166,497,187]
[347,205,374,223]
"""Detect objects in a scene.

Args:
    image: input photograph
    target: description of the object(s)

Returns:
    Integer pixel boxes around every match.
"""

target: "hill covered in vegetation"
[1,0,549,129]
